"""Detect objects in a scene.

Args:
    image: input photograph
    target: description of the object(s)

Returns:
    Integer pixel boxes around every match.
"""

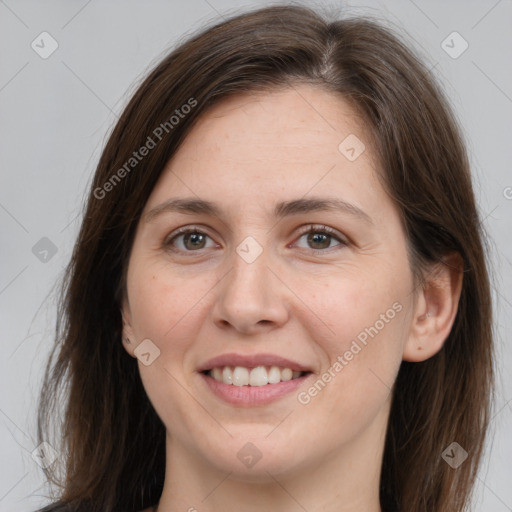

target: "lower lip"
[200,372,312,406]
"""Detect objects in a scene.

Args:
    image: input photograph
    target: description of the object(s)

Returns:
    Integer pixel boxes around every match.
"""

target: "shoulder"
[35,503,75,512]
[35,503,77,512]
[35,503,157,512]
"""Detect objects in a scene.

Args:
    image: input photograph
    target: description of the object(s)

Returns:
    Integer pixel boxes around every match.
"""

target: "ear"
[403,252,464,362]
[121,300,137,358]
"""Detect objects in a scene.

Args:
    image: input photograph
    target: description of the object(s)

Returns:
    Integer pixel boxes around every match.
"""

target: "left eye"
[294,227,346,251]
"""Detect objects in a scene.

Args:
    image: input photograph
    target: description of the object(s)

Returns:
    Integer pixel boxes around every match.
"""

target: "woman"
[36,4,493,512]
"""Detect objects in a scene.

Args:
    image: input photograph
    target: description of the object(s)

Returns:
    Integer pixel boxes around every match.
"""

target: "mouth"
[202,365,311,387]
[197,352,314,406]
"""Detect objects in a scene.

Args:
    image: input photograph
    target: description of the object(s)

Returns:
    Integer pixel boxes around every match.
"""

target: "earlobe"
[403,252,464,362]
[121,307,137,358]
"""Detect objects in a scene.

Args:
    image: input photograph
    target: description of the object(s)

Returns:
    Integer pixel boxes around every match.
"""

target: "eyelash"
[163,224,347,255]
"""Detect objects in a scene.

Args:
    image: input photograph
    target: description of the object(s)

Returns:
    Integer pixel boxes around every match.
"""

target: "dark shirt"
[36,503,159,512]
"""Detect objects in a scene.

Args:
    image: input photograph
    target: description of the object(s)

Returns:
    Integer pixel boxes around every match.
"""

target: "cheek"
[302,267,410,407]
[305,266,409,350]
[127,259,214,349]
[127,262,216,434]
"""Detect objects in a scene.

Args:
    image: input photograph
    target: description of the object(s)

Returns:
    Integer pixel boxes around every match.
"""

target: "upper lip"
[197,353,313,373]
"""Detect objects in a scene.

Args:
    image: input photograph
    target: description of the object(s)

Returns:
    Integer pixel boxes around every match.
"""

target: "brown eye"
[182,232,207,250]
[307,232,332,250]
[165,228,216,252]
[294,225,347,252]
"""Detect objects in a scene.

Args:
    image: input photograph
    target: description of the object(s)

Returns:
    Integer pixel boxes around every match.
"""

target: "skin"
[124,85,463,512]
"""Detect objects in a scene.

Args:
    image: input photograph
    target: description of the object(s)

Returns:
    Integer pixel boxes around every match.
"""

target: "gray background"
[0,0,511,510]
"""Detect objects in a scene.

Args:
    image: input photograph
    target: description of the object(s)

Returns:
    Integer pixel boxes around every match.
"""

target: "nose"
[211,248,290,335]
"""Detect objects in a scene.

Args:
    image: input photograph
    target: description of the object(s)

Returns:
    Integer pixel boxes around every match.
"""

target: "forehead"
[145,84,383,216]
[183,85,370,166]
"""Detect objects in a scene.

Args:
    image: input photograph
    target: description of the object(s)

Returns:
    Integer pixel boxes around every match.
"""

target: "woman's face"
[122,85,418,479]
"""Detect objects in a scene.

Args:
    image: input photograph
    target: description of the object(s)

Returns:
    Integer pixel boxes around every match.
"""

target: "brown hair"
[37,5,493,512]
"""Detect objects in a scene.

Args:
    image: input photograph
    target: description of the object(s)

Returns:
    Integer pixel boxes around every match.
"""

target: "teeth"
[222,366,233,385]
[281,368,293,381]
[208,365,305,386]
[249,366,268,387]
[268,366,281,384]
[233,367,249,386]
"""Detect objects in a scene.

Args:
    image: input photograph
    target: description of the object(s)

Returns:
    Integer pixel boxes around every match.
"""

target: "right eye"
[164,227,218,252]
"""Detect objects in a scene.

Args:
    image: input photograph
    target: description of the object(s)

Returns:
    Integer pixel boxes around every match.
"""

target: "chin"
[197,433,313,481]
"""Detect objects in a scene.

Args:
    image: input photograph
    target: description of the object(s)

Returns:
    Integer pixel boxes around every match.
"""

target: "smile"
[206,365,305,386]
[197,352,314,406]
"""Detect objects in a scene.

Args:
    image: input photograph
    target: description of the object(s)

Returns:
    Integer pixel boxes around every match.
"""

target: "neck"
[156,405,388,512]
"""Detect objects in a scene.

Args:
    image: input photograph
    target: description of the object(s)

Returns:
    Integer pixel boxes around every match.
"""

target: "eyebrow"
[144,196,373,225]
